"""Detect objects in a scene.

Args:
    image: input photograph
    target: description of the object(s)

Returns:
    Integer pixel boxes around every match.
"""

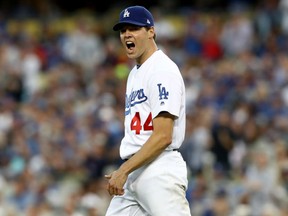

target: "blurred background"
[0,0,287,215]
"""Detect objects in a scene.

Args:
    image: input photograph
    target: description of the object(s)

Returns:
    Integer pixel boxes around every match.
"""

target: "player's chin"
[126,52,137,59]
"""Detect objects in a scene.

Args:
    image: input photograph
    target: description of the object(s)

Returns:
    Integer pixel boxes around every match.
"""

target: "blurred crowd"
[0,0,288,215]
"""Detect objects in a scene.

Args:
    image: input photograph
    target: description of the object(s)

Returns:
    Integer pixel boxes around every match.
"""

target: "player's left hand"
[105,170,128,196]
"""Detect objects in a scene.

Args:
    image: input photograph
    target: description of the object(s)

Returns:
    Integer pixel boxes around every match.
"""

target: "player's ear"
[148,27,155,39]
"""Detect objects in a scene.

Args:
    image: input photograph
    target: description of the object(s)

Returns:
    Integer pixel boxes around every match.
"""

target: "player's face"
[120,25,155,64]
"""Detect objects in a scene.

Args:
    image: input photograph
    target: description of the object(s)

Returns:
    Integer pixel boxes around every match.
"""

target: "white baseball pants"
[105,150,191,216]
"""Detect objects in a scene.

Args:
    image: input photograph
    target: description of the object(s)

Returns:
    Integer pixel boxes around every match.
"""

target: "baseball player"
[105,5,191,216]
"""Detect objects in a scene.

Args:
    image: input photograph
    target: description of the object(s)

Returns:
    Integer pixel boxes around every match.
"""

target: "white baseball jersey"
[120,49,186,160]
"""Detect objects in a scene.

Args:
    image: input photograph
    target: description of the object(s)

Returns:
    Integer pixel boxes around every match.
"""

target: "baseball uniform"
[105,50,191,216]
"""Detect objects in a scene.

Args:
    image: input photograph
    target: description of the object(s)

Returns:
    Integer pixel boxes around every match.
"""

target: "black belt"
[123,149,179,161]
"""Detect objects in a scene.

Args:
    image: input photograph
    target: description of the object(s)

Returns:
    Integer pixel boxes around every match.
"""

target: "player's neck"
[135,41,158,65]
[136,44,158,67]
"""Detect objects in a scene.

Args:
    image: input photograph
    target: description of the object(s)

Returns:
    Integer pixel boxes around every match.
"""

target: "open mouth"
[126,41,135,49]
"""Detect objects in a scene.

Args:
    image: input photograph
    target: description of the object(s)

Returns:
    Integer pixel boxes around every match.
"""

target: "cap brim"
[113,21,147,31]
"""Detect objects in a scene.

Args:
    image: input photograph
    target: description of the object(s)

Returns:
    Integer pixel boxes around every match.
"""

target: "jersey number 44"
[130,112,153,134]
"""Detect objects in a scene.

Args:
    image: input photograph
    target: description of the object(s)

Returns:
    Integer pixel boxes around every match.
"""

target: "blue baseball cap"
[113,6,154,31]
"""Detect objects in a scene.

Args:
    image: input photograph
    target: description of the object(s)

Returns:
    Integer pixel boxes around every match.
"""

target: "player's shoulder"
[153,50,179,71]
[154,49,174,62]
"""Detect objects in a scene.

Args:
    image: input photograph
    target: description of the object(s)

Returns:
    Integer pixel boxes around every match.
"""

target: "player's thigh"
[105,195,150,216]
[135,152,191,216]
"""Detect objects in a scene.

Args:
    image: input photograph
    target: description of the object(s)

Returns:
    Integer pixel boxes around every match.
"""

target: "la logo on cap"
[123,9,130,18]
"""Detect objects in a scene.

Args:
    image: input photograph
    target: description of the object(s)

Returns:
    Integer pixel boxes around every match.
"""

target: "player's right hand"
[105,171,127,196]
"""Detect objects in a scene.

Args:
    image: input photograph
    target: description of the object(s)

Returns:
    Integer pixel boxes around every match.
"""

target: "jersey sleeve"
[148,68,184,119]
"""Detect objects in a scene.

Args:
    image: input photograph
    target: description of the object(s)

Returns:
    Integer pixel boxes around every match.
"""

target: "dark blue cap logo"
[113,6,154,31]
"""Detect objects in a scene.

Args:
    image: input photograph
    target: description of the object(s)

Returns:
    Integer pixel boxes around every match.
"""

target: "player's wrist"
[119,163,132,176]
